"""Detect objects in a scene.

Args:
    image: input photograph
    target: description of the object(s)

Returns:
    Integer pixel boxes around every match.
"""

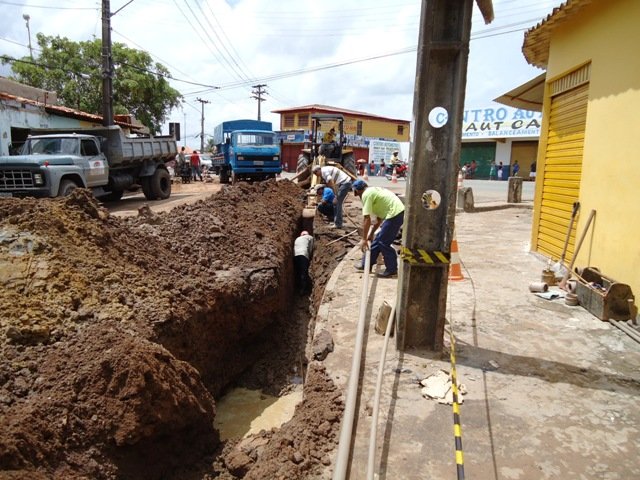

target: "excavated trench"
[0,182,355,479]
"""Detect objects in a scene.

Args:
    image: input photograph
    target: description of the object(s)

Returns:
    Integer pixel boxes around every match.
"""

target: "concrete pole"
[101,0,114,126]
[196,97,210,152]
[396,0,473,350]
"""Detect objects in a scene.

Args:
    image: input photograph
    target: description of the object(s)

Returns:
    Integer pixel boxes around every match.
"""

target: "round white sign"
[428,107,448,128]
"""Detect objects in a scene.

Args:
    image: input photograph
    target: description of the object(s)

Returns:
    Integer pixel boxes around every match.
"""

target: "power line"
[0,0,97,10]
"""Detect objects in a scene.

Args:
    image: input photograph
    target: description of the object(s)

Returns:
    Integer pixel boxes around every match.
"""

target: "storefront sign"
[368,139,402,164]
[462,106,542,139]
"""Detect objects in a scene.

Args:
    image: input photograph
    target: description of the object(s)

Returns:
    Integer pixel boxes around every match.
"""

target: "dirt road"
[105,179,223,217]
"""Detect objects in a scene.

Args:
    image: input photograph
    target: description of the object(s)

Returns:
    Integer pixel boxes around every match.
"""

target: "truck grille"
[0,170,36,190]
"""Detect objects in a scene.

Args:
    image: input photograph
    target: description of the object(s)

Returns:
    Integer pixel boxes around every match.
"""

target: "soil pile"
[0,181,305,479]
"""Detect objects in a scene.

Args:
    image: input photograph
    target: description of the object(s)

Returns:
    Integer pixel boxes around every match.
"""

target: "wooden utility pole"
[196,97,210,151]
[251,84,267,121]
[101,0,113,126]
[396,0,474,350]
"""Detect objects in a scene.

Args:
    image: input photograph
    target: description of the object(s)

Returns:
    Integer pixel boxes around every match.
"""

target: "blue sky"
[0,0,564,148]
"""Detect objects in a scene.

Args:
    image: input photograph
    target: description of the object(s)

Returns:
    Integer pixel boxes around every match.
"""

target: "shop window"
[357,121,363,136]
[298,114,309,127]
[397,125,404,135]
[284,115,295,128]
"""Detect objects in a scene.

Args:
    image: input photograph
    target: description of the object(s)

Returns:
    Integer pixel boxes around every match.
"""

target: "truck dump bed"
[30,126,177,167]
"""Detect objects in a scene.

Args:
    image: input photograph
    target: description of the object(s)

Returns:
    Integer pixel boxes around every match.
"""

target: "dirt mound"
[0,181,305,479]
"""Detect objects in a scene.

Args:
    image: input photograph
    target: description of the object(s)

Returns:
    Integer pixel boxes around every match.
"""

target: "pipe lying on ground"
[609,320,640,344]
[333,248,372,480]
[367,302,396,480]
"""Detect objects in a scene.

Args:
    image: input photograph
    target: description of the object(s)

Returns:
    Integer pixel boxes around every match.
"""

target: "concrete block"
[508,177,523,203]
[456,187,474,212]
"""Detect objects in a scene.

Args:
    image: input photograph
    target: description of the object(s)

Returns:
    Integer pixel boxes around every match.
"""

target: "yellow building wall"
[533,0,640,299]
[278,112,409,142]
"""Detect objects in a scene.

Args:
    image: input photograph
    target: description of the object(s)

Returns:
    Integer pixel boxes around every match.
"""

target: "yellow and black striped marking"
[400,246,450,265]
[449,329,465,480]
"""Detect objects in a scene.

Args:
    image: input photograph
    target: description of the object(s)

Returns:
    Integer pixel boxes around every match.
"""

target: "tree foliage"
[5,34,182,134]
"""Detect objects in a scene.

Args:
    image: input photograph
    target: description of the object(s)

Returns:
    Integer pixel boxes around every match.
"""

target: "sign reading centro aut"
[463,106,542,139]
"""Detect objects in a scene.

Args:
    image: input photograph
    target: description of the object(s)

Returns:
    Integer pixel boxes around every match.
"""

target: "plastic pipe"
[333,248,372,480]
[366,302,396,480]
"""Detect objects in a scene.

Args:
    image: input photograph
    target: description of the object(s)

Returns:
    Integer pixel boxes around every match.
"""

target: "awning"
[494,73,546,112]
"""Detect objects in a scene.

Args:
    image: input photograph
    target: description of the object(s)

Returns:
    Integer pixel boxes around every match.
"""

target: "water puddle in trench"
[214,385,303,440]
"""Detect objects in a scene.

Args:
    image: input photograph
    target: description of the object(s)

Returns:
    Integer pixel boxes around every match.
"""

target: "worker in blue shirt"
[315,184,335,222]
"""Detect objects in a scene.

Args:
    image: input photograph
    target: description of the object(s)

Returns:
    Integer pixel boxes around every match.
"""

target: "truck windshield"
[23,138,79,155]
[235,133,275,146]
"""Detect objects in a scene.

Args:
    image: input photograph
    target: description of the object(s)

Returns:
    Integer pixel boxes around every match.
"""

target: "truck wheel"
[58,179,78,197]
[342,153,357,178]
[220,168,230,184]
[141,177,157,200]
[231,171,238,185]
[296,153,310,173]
[150,168,171,200]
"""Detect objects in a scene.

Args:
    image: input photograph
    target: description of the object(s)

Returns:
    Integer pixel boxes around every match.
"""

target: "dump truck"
[0,126,177,201]
[212,119,281,184]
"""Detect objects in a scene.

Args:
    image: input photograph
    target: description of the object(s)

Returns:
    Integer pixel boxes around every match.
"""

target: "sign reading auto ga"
[462,106,542,139]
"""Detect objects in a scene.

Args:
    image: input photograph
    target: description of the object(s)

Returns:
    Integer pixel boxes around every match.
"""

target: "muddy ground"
[0,181,360,479]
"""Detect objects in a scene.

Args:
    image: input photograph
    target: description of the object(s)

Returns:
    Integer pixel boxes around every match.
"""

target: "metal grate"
[550,63,591,97]
[0,170,36,190]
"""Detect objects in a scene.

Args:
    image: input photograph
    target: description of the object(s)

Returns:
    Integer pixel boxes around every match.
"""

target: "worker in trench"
[314,184,335,222]
[293,230,314,295]
[352,179,405,278]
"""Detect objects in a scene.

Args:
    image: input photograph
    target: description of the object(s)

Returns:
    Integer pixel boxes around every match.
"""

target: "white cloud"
[0,0,564,148]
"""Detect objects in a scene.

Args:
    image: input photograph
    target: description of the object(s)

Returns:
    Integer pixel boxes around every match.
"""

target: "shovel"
[552,201,580,278]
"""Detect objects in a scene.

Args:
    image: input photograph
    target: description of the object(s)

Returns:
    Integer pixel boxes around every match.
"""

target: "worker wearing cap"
[315,184,335,222]
[352,179,404,278]
[390,151,401,165]
[312,165,352,229]
[293,230,314,294]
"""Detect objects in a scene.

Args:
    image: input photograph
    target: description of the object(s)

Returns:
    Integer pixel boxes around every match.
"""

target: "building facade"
[460,105,541,179]
[272,104,410,144]
[0,77,140,156]
[522,0,639,303]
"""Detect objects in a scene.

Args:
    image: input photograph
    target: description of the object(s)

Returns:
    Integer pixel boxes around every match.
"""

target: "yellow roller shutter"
[537,82,588,261]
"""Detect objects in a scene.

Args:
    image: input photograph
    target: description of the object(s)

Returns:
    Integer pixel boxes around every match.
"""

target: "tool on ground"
[326,229,358,246]
[552,201,580,278]
[559,209,596,291]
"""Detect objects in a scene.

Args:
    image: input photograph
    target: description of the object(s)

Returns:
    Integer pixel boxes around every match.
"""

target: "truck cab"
[0,133,108,198]
[213,120,281,184]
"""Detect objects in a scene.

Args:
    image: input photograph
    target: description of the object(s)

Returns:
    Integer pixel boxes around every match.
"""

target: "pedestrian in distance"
[489,161,496,181]
[191,150,203,182]
[379,159,386,176]
[497,161,504,181]
[315,184,335,221]
[352,180,405,278]
[369,160,375,176]
[512,160,520,176]
[530,161,537,181]
[293,230,314,295]
[177,146,187,176]
[312,165,353,229]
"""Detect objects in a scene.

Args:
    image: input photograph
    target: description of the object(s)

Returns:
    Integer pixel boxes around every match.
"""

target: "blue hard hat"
[352,179,367,192]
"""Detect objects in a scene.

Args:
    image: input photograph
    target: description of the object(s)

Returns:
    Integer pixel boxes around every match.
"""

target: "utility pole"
[196,97,210,152]
[396,0,474,350]
[101,0,113,126]
[22,14,33,60]
[251,84,267,121]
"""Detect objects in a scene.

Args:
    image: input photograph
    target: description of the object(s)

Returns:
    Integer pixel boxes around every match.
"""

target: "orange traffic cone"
[449,232,464,281]
[391,167,398,184]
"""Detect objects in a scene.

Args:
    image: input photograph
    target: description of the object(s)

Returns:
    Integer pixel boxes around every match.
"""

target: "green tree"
[4,33,181,133]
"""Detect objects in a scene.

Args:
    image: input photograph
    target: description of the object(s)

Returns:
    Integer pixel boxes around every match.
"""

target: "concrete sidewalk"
[316,208,640,479]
